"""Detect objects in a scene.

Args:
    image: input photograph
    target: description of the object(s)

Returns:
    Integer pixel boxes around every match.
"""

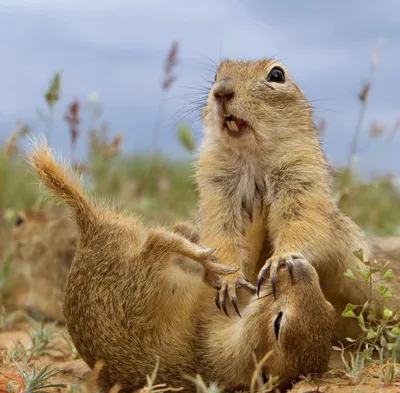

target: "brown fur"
[28,141,336,392]
[9,207,77,321]
[195,59,399,343]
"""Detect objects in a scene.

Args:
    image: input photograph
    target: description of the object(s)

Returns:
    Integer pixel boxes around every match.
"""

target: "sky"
[0,0,399,176]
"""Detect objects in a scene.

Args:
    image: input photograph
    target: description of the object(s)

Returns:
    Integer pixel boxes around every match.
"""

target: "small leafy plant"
[6,341,27,363]
[338,248,400,385]
[23,317,60,359]
[13,360,65,393]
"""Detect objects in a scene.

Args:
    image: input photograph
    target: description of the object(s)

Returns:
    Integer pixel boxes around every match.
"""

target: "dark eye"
[15,215,24,226]
[214,73,217,82]
[274,311,283,339]
[267,67,285,83]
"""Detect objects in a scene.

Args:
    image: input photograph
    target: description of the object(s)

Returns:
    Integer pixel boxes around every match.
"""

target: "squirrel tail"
[28,139,96,236]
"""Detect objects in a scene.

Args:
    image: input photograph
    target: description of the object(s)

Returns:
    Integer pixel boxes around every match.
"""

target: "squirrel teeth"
[226,120,239,132]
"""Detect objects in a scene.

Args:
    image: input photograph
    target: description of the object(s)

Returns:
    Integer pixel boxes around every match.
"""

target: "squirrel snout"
[213,77,235,103]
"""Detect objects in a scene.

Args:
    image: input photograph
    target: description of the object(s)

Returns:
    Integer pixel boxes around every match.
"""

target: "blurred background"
[1,0,400,324]
[0,1,399,169]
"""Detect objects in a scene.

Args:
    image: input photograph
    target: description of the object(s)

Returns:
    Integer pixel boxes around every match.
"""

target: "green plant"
[6,341,27,363]
[379,335,400,386]
[38,71,62,143]
[339,248,400,385]
[23,317,60,358]
[13,360,66,393]
[0,307,26,331]
[332,341,374,384]
[177,125,196,153]
[61,333,80,360]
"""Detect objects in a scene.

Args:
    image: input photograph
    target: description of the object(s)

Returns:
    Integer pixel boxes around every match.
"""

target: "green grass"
[334,169,400,236]
[90,153,199,225]
[2,146,400,233]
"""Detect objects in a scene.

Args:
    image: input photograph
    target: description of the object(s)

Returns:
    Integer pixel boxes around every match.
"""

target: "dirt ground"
[0,321,399,393]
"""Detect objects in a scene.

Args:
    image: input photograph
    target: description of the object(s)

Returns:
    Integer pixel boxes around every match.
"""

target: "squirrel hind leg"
[172,221,200,244]
[141,230,237,277]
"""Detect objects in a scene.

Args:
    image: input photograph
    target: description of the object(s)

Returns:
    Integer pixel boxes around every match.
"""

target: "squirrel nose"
[213,77,234,102]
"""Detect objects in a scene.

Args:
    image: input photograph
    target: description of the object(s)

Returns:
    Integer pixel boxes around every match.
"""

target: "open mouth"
[223,115,248,137]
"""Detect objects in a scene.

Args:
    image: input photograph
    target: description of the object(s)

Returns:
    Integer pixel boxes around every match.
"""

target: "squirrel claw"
[213,273,255,318]
[231,295,241,318]
[215,288,230,317]
[257,253,303,298]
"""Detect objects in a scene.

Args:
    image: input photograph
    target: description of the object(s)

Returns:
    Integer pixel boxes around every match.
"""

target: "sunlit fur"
[196,59,399,343]
[28,141,335,393]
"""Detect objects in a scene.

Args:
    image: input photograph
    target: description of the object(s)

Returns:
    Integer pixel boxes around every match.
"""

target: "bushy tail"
[28,139,95,236]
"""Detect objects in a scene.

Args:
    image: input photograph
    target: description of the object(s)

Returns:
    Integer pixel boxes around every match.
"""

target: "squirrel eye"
[267,67,285,83]
[214,73,217,82]
[15,215,24,226]
[274,311,283,339]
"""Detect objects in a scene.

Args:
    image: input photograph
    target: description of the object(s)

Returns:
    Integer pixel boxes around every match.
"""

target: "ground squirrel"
[194,58,397,342]
[9,207,76,321]
[28,141,335,392]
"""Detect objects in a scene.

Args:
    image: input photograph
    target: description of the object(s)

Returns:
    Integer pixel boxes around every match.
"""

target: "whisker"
[178,85,210,92]
[195,72,214,87]
[161,93,207,103]
[195,53,218,70]
[249,292,273,304]
[168,105,204,130]
[166,112,203,138]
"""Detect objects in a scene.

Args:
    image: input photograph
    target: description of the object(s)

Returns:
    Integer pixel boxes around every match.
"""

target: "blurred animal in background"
[8,207,77,322]
[4,203,400,327]
[370,236,400,277]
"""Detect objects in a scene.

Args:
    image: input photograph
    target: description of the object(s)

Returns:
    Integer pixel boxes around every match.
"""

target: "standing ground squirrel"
[27,141,335,392]
[194,59,398,342]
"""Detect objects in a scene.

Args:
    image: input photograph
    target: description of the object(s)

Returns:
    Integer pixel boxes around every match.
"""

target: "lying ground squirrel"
[9,207,76,321]
[194,58,399,342]
[28,141,335,392]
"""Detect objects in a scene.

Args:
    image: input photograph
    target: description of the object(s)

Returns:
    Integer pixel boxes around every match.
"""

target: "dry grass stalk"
[0,372,24,393]
[316,118,327,137]
[250,351,280,393]
[84,361,104,393]
[43,71,62,143]
[347,38,385,171]
[44,72,62,110]
[183,374,220,393]
[89,126,122,159]
[385,118,400,143]
[162,41,179,91]
[136,357,183,393]
[4,122,21,158]
[369,122,386,139]
[82,358,183,393]
[341,38,386,214]
[64,99,81,162]
[151,40,180,156]
[4,121,30,158]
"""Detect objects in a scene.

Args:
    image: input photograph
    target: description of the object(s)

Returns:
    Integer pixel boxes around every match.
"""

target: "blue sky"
[0,0,399,176]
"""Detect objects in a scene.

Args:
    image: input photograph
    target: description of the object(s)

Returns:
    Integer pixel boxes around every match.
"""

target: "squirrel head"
[202,59,316,152]
[11,206,77,271]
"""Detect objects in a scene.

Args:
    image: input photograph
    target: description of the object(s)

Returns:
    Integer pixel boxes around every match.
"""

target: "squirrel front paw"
[203,268,256,318]
[257,253,305,298]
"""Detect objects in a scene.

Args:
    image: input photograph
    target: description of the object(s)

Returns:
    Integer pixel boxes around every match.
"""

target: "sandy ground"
[0,322,399,393]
